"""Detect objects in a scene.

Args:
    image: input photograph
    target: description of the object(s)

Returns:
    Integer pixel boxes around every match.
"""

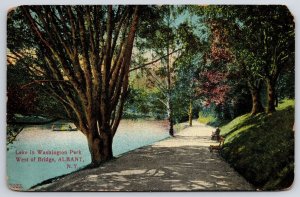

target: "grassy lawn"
[220,99,295,190]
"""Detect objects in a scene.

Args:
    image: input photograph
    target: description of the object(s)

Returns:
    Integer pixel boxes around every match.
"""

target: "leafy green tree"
[173,52,202,126]
[255,6,294,112]
[9,5,141,166]
[172,17,209,126]
[132,5,181,136]
[192,5,295,115]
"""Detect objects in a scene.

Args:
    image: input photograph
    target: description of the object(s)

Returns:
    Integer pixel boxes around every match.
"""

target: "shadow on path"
[32,121,254,191]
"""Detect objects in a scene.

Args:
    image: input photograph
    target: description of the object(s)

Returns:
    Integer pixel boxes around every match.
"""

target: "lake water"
[6,120,169,190]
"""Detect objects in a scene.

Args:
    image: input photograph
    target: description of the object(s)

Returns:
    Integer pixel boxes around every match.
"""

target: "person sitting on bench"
[211,127,221,141]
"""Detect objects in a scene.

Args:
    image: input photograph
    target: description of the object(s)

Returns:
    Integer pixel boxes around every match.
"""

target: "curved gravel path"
[32,121,254,191]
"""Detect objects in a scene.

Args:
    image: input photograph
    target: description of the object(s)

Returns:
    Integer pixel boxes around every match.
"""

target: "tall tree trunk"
[167,97,174,136]
[250,88,264,115]
[188,100,193,126]
[266,78,276,113]
[165,7,174,137]
[166,18,174,136]
[248,80,264,115]
[20,5,140,168]
[169,110,174,136]
[87,128,113,167]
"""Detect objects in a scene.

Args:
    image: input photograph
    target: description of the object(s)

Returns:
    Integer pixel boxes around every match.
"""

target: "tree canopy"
[7,5,295,166]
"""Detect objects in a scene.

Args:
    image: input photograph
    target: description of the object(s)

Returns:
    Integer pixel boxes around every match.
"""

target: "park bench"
[209,136,225,152]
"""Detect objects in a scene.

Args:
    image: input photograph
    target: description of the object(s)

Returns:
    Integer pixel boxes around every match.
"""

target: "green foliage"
[7,61,67,120]
[277,69,295,100]
[197,111,214,124]
[123,87,166,120]
[172,51,203,123]
[220,99,294,190]
[7,8,67,121]
[193,5,294,115]
[6,125,23,149]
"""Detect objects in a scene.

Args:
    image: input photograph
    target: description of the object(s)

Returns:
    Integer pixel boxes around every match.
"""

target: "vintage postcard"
[6,5,294,191]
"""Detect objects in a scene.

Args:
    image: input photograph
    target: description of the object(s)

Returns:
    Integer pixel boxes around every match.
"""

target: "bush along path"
[31,120,254,191]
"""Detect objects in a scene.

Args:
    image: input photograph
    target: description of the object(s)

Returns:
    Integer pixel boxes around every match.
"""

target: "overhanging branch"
[21,80,69,89]
[129,48,182,72]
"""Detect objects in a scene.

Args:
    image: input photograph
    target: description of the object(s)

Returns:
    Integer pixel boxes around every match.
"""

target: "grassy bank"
[220,99,295,190]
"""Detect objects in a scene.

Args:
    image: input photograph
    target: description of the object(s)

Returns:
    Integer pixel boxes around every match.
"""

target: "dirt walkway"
[32,121,254,191]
